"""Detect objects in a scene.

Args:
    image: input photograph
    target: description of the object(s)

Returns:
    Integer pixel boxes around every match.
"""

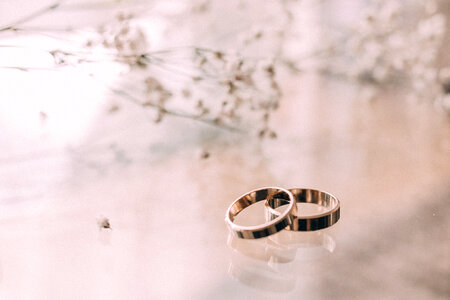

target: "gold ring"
[225,187,297,239]
[265,188,340,231]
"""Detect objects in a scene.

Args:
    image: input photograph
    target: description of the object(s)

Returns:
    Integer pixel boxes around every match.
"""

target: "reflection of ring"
[225,187,296,239]
[226,233,271,261]
[265,188,340,231]
[268,230,336,253]
[226,230,337,283]
[228,259,296,293]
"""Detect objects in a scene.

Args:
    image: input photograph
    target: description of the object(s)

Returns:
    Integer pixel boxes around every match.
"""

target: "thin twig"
[0,2,62,32]
[110,88,242,132]
[0,66,60,71]
[1,27,77,41]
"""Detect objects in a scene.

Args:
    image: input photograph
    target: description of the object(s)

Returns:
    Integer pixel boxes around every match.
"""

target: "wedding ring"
[225,187,297,239]
[265,188,340,231]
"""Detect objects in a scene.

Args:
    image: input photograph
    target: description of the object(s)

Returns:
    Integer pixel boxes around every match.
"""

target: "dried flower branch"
[78,10,282,136]
[110,88,242,132]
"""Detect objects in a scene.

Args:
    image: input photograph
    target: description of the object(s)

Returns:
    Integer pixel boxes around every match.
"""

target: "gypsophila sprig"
[331,0,447,103]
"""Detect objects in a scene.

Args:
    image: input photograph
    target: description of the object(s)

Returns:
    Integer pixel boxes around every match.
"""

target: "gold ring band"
[265,188,340,231]
[225,187,297,239]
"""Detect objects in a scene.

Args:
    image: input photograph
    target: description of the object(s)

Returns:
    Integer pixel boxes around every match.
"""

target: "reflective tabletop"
[1,70,449,299]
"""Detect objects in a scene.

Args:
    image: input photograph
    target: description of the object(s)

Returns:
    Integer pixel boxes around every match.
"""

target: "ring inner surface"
[229,189,290,222]
[268,189,336,214]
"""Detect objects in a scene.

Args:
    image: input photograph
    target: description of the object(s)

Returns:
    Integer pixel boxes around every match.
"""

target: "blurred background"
[0,0,449,299]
